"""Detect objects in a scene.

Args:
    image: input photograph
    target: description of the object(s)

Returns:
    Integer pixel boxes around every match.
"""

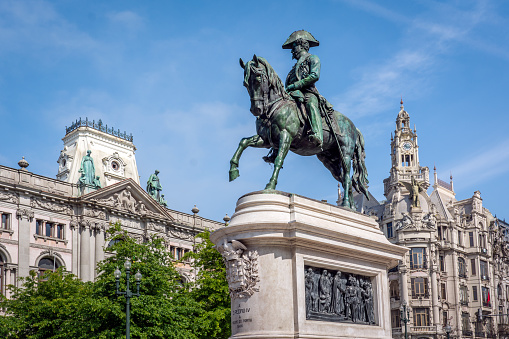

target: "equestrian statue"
[229,30,369,209]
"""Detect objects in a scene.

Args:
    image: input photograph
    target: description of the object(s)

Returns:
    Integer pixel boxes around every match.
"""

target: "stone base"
[211,191,407,339]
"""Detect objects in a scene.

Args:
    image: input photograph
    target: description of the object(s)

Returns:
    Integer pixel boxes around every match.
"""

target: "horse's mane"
[244,56,291,100]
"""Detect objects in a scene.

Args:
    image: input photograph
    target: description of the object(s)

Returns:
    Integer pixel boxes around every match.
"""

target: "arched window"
[38,257,60,279]
[107,239,122,248]
[458,258,467,278]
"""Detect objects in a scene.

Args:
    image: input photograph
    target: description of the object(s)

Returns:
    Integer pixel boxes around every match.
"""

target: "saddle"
[289,90,343,137]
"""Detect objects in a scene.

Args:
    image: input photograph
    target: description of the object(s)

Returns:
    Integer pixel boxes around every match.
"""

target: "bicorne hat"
[282,30,320,49]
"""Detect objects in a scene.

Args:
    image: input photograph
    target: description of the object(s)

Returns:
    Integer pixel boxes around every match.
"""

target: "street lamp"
[115,259,142,339]
[444,323,452,339]
[400,301,410,339]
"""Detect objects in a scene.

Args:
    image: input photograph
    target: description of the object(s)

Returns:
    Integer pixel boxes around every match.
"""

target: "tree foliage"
[0,223,230,339]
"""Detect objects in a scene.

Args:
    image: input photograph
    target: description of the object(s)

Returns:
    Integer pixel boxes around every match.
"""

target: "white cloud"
[449,138,509,187]
[107,10,143,31]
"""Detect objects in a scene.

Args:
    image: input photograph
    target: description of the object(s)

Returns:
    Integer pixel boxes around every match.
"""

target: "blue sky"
[0,0,508,222]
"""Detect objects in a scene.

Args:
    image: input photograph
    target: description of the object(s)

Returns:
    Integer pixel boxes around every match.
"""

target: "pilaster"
[16,208,34,278]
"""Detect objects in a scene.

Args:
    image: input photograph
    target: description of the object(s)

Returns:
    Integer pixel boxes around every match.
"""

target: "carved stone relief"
[216,240,259,300]
[92,188,161,218]
[31,197,73,215]
[84,208,107,220]
[0,191,19,204]
[305,265,375,325]
[147,222,166,233]
[168,227,194,241]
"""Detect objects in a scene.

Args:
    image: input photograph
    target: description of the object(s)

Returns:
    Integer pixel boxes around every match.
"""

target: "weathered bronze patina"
[229,31,369,209]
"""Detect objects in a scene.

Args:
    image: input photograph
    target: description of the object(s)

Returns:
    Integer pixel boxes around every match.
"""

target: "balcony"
[460,300,469,306]
[463,330,473,336]
[475,331,485,338]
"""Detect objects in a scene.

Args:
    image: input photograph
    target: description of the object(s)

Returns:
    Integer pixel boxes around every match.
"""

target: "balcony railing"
[475,331,485,338]
[411,326,436,333]
[463,329,473,336]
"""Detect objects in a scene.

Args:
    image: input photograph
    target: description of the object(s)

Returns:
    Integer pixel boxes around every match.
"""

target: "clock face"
[402,142,412,151]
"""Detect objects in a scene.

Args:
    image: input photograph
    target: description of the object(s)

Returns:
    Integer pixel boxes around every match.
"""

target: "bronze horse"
[229,55,368,209]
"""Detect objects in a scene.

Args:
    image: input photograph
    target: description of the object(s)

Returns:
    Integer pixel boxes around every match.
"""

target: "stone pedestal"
[211,191,407,339]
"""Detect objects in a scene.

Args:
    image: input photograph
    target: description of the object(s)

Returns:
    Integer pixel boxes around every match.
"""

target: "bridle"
[249,66,283,117]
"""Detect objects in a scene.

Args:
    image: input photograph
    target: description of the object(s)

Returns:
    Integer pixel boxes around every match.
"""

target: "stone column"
[16,208,34,278]
[95,225,105,278]
[80,221,91,282]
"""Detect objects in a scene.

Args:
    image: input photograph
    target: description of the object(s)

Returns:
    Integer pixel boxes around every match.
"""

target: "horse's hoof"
[229,169,239,182]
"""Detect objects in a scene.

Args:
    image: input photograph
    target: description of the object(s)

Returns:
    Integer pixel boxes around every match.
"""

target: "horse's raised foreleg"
[229,135,267,182]
[265,130,292,190]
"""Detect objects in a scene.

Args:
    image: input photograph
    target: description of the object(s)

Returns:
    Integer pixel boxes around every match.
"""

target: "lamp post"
[444,323,452,339]
[400,301,410,339]
[115,260,142,339]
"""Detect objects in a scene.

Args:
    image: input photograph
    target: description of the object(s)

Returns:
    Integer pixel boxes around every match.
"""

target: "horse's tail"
[352,128,369,199]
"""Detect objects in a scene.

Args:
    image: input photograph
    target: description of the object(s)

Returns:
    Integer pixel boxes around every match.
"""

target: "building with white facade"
[0,119,224,297]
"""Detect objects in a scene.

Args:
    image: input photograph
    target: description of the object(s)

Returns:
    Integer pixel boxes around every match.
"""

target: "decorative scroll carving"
[85,209,107,220]
[0,191,18,204]
[30,197,73,215]
[216,240,259,299]
[305,265,375,325]
[16,208,34,221]
[422,212,437,229]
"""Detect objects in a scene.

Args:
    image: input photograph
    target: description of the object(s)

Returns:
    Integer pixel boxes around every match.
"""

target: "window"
[473,286,478,301]
[482,287,491,307]
[498,284,503,298]
[471,258,476,276]
[480,260,489,279]
[45,222,52,237]
[36,219,44,235]
[38,257,60,279]
[469,232,474,247]
[413,308,430,326]
[441,283,447,300]
[462,312,470,333]
[439,255,445,272]
[438,226,442,240]
[35,220,65,239]
[391,309,401,328]
[460,285,468,305]
[390,280,400,300]
[443,311,448,327]
[410,248,427,269]
[1,213,10,229]
[387,222,393,238]
[458,258,467,278]
[458,230,462,246]
[411,277,429,298]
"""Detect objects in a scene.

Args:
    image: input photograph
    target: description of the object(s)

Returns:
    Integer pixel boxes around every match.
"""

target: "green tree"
[0,224,230,339]
[184,230,231,339]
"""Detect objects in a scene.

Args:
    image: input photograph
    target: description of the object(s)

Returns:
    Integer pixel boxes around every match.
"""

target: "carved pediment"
[81,179,173,221]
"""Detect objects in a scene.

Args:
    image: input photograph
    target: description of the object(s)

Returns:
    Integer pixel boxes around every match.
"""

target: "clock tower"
[383,100,429,202]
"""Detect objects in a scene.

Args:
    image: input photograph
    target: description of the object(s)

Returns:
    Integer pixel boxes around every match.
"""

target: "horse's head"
[240,55,289,117]
[240,55,269,117]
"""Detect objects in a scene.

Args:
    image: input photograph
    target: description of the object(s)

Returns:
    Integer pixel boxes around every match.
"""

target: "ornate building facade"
[356,101,508,339]
[0,120,224,297]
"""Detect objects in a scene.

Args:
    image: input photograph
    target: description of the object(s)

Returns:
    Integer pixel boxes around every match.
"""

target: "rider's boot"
[306,96,323,148]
